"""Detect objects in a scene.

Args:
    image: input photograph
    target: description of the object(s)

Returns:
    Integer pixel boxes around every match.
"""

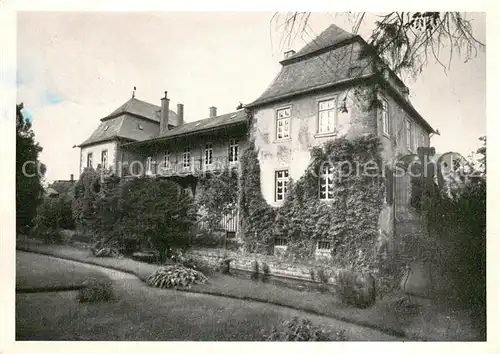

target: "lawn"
[16,236,482,341]
[16,252,397,341]
[16,251,110,291]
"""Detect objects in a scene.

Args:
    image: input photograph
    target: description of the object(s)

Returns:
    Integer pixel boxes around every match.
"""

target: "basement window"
[274,237,288,247]
[317,240,331,250]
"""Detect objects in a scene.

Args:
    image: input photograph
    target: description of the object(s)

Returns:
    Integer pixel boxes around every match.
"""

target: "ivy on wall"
[238,133,385,272]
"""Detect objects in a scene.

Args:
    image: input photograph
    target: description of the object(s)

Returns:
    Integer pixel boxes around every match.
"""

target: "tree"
[273,12,484,78]
[72,167,101,239]
[16,103,46,233]
[118,178,197,262]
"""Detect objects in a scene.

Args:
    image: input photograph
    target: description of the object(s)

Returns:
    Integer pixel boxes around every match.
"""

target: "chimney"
[209,106,217,118]
[70,174,74,182]
[284,49,296,59]
[160,91,170,133]
[177,103,184,126]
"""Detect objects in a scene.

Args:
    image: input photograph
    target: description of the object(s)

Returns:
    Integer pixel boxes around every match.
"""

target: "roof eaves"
[122,120,247,148]
[77,137,118,148]
[246,74,374,108]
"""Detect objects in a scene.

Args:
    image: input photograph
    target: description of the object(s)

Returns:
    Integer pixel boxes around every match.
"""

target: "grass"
[16,236,483,341]
[16,252,110,291]
[16,252,396,341]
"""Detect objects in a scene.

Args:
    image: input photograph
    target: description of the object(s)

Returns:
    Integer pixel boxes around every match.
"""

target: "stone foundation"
[186,247,341,284]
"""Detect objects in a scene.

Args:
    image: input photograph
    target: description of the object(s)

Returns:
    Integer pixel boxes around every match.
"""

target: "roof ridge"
[280,23,356,65]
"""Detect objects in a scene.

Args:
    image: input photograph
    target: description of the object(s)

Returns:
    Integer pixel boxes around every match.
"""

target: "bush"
[334,269,376,308]
[77,278,115,303]
[182,257,216,275]
[262,262,270,282]
[32,198,64,243]
[265,317,347,341]
[317,268,329,284]
[219,257,233,274]
[191,230,225,248]
[309,268,315,282]
[93,247,120,258]
[146,265,208,289]
[251,260,259,281]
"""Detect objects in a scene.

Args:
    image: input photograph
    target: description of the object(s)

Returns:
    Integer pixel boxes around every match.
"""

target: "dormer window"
[103,125,109,131]
[138,124,144,130]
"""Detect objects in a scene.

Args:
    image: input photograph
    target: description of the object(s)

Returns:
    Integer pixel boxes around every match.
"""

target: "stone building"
[77,23,437,256]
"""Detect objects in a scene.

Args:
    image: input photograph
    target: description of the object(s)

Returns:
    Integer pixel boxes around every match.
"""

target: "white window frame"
[275,106,291,141]
[229,139,238,163]
[318,97,337,134]
[381,98,390,136]
[146,156,152,175]
[405,118,413,151]
[183,147,191,169]
[204,143,213,166]
[275,169,289,202]
[421,132,426,147]
[319,163,335,201]
[101,150,108,170]
[87,152,93,168]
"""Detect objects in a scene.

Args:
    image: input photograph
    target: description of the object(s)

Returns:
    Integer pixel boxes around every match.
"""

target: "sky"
[16,12,486,182]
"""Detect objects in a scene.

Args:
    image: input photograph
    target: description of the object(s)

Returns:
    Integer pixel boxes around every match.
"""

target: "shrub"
[93,247,120,258]
[265,317,347,341]
[77,278,115,303]
[317,268,329,284]
[309,268,316,282]
[251,260,259,281]
[146,265,208,289]
[32,198,64,243]
[261,262,270,282]
[334,269,376,308]
[219,257,233,274]
[117,178,197,262]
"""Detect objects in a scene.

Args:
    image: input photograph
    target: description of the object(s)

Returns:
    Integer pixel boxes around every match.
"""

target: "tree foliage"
[32,197,64,243]
[16,103,46,232]
[116,178,197,261]
[72,167,101,238]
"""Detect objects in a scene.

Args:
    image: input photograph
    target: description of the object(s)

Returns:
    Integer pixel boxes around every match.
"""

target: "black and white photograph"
[1,7,492,347]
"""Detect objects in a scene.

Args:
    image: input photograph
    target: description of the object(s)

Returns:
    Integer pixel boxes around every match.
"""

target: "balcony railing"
[154,156,239,177]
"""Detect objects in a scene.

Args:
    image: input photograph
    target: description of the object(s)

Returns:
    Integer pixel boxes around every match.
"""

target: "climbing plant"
[239,133,385,272]
[197,168,239,233]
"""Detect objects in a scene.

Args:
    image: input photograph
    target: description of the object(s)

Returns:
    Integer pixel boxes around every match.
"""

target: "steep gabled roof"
[101,97,178,124]
[246,23,435,133]
[281,24,357,64]
[78,115,161,147]
[79,97,180,147]
[101,97,160,122]
[247,24,370,107]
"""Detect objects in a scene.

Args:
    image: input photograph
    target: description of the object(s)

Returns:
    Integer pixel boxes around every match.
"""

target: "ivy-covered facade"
[241,24,436,266]
[77,24,436,269]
